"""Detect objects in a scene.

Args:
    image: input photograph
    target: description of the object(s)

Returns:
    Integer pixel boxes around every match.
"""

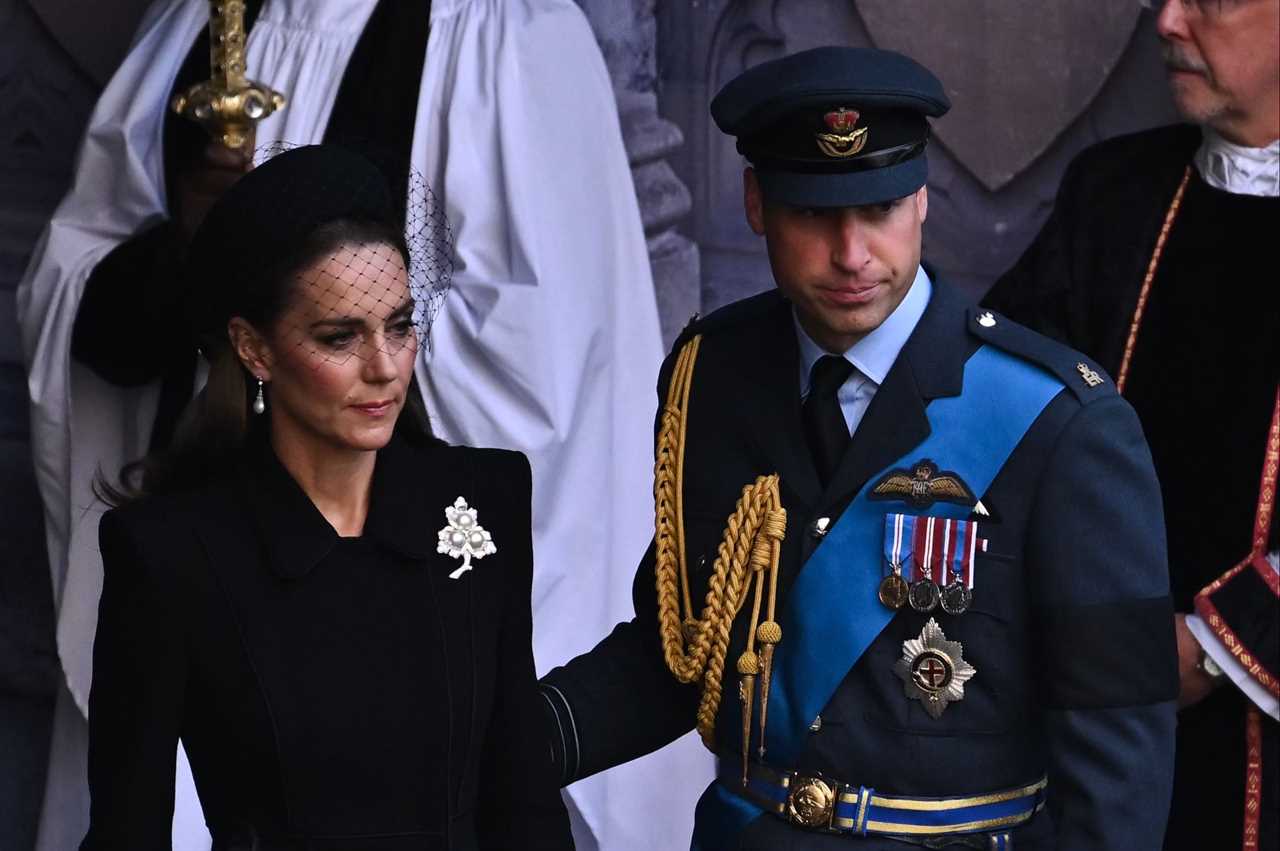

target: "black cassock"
[986,123,1280,851]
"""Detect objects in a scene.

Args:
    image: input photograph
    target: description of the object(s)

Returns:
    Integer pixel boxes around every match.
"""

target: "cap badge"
[437,496,497,579]
[894,618,976,719]
[816,107,868,159]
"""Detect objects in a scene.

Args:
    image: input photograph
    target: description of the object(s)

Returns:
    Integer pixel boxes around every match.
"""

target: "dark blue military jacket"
[542,281,1178,850]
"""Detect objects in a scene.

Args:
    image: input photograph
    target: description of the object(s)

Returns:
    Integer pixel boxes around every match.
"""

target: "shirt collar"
[1194,128,1280,197]
[795,264,933,393]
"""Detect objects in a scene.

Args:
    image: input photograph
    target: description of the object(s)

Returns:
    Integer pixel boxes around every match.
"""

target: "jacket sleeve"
[81,507,186,850]
[1026,395,1179,851]
[539,340,700,785]
[539,542,701,785]
[72,220,190,387]
[476,454,574,850]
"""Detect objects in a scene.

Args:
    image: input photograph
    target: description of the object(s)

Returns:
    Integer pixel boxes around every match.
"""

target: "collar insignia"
[894,618,976,719]
[869,459,976,509]
[1076,362,1104,388]
[816,107,869,159]
[437,497,496,579]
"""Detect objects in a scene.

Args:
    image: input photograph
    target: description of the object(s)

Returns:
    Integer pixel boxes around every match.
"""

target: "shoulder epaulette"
[671,290,784,352]
[967,307,1116,404]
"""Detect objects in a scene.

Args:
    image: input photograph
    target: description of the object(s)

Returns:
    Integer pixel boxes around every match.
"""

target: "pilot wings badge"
[437,497,496,579]
[869,459,975,509]
[894,618,976,719]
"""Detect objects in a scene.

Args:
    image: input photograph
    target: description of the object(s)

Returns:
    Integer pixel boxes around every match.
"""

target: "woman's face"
[257,240,417,454]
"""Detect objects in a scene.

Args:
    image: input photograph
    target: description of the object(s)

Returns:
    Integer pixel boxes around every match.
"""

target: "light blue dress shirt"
[794,265,932,435]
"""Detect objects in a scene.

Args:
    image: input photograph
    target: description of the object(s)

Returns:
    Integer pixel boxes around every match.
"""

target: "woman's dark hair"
[97,216,433,507]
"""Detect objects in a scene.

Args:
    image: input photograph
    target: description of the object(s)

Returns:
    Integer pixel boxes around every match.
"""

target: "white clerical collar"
[795,265,932,391]
[1194,128,1280,197]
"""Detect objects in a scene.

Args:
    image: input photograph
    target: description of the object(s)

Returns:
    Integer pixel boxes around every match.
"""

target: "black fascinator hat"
[184,143,452,353]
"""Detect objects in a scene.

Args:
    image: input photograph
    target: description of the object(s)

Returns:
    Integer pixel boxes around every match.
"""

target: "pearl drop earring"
[253,378,265,415]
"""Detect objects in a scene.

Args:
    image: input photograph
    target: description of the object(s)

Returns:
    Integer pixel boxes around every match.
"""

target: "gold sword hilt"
[171,0,286,152]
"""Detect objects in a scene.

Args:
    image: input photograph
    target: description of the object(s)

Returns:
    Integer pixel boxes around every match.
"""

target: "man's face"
[1156,0,1280,144]
[745,168,926,353]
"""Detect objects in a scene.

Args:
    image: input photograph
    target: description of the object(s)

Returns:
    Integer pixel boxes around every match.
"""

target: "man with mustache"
[985,1,1279,849]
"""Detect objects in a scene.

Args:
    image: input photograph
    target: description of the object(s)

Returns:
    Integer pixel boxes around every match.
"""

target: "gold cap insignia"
[869,459,975,509]
[894,618,976,719]
[816,107,869,159]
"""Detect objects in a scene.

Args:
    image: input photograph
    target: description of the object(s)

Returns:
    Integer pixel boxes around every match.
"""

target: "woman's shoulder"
[99,473,240,568]
[382,439,533,534]
[393,437,531,486]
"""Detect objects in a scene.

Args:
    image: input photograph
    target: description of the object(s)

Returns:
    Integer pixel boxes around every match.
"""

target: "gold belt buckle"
[785,773,836,830]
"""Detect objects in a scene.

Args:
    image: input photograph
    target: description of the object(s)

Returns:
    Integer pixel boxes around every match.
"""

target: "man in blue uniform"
[541,47,1179,850]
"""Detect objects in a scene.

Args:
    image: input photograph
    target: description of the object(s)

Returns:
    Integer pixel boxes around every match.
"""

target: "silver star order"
[893,618,976,719]
[436,497,496,579]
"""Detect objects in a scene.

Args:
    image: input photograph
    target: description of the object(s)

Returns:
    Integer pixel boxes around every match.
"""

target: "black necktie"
[802,355,855,487]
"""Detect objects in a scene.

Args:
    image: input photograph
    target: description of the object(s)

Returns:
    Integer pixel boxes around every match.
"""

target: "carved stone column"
[576,0,700,346]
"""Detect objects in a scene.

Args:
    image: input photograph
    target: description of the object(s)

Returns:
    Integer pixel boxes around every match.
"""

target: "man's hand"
[175,142,253,242]
[1175,612,1221,709]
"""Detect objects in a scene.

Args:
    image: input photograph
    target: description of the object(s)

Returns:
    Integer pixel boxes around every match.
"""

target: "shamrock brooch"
[436,497,496,579]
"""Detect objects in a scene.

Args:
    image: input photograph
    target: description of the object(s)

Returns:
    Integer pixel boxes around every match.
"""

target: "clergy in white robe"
[17,1,712,848]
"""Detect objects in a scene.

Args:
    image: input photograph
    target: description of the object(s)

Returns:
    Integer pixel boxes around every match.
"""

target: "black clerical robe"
[985,123,1280,851]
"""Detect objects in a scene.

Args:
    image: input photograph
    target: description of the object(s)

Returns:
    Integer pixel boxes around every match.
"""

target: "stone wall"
[575,0,700,345]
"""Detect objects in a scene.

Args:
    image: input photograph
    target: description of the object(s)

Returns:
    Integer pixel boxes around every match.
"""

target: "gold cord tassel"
[654,334,787,755]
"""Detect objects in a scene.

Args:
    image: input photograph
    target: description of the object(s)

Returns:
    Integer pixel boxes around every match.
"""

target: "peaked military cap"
[711,46,950,207]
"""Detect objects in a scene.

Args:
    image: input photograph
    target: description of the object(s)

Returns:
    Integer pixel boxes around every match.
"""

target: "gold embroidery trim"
[1115,165,1191,394]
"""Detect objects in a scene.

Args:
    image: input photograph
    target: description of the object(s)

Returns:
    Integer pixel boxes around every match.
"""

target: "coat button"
[810,517,831,539]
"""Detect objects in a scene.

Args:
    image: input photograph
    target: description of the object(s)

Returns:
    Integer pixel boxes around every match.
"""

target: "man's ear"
[227,317,273,381]
[744,167,766,236]
[914,185,928,224]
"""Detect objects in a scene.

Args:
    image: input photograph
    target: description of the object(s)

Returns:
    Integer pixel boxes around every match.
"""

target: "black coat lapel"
[821,280,973,509]
[735,298,823,509]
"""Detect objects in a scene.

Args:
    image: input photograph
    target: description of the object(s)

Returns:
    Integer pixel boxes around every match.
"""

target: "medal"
[939,518,977,614]
[878,573,910,609]
[894,618,976,718]
[885,512,986,614]
[880,514,914,610]
[940,581,972,615]
[908,578,940,612]
[908,515,942,611]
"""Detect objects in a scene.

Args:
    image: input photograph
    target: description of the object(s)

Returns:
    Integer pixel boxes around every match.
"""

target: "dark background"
[0,0,1178,844]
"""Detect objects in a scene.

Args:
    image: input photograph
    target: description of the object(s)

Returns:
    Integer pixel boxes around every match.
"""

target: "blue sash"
[691,344,1063,850]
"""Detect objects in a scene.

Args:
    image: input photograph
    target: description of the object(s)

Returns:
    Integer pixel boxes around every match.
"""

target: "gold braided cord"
[654,334,786,756]
[1116,165,1191,394]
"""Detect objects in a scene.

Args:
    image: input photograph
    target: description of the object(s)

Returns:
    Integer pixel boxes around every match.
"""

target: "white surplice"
[17,1,711,848]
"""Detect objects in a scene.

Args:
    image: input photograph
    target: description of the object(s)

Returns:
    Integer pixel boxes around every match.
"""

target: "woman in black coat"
[82,145,573,850]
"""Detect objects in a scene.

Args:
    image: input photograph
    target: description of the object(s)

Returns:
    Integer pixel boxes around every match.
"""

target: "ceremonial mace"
[171,1,286,151]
